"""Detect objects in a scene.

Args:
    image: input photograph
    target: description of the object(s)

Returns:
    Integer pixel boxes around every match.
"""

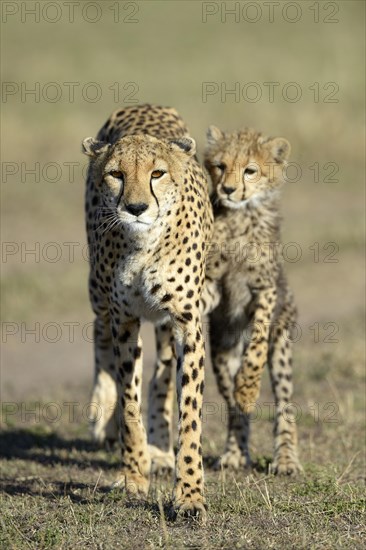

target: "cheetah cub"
[203,126,302,475]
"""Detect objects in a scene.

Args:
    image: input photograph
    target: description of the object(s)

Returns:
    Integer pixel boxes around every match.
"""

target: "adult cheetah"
[82,104,213,519]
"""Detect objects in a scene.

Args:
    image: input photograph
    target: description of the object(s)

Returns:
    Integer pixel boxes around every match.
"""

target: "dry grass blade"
[337,451,362,484]
[157,492,171,549]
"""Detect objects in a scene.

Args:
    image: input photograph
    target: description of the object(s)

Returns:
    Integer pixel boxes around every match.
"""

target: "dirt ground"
[1,1,365,548]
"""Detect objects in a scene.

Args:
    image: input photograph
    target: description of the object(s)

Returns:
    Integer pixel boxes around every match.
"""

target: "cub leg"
[268,300,303,475]
[234,287,277,413]
[210,338,250,470]
[200,278,221,316]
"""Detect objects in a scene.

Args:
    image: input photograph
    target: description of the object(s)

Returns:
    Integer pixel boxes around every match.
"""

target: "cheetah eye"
[215,163,226,172]
[244,167,257,176]
[151,170,165,179]
[109,171,124,180]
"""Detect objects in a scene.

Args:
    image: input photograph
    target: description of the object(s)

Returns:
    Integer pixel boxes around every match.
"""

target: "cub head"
[82,134,196,232]
[204,126,291,209]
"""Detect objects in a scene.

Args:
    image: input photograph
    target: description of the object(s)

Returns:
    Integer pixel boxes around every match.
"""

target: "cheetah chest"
[115,256,171,324]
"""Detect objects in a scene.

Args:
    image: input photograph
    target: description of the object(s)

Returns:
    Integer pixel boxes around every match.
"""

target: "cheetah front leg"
[148,276,221,479]
[148,322,175,476]
[90,314,118,445]
[268,301,303,475]
[172,315,207,521]
[234,287,277,413]
[112,319,151,497]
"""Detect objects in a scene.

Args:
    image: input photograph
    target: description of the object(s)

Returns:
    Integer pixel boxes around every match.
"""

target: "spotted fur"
[83,104,213,520]
[202,125,302,475]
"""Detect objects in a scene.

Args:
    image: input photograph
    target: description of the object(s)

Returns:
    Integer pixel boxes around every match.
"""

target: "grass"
[1,318,365,548]
[0,421,365,549]
[1,1,365,548]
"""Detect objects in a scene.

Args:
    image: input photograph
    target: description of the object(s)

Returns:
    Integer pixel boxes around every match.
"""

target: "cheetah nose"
[125,202,149,216]
[222,185,236,196]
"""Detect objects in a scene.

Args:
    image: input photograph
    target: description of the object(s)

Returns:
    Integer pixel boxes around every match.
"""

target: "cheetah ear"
[267,137,291,163]
[206,125,224,146]
[82,137,110,158]
[169,137,196,157]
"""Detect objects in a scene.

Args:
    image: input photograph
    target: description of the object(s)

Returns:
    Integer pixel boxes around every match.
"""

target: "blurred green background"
[1,0,365,399]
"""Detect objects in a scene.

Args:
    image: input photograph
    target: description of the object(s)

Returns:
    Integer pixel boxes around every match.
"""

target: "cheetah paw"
[271,455,303,476]
[214,450,251,471]
[90,417,118,448]
[149,445,175,476]
[171,500,207,524]
[111,471,150,498]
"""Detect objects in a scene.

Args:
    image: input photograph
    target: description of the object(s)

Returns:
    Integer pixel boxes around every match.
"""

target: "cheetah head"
[204,126,290,209]
[82,134,196,232]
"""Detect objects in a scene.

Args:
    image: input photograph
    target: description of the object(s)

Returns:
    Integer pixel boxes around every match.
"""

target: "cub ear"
[82,137,110,157]
[169,137,196,157]
[267,137,291,163]
[206,125,224,146]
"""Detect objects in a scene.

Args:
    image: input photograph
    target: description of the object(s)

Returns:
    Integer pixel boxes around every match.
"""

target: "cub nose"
[125,202,149,216]
[222,185,236,196]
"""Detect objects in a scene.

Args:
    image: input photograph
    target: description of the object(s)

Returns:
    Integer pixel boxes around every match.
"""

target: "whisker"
[101,212,123,235]
[100,218,116,234]
[101,217,120,236]
[95,214,116,234]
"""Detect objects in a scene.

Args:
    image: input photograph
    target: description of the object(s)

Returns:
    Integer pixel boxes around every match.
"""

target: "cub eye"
[151,170,165,179]
[109,171,124,179]
[244,167,257,176]
[215,163,226,172]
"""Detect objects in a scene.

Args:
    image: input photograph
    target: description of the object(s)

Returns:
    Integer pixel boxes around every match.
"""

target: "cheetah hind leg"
[90,368,118,447]
[148,445,175,476]
[89,315,118,446]
[148,323,176,476]
[215,405,251,471]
